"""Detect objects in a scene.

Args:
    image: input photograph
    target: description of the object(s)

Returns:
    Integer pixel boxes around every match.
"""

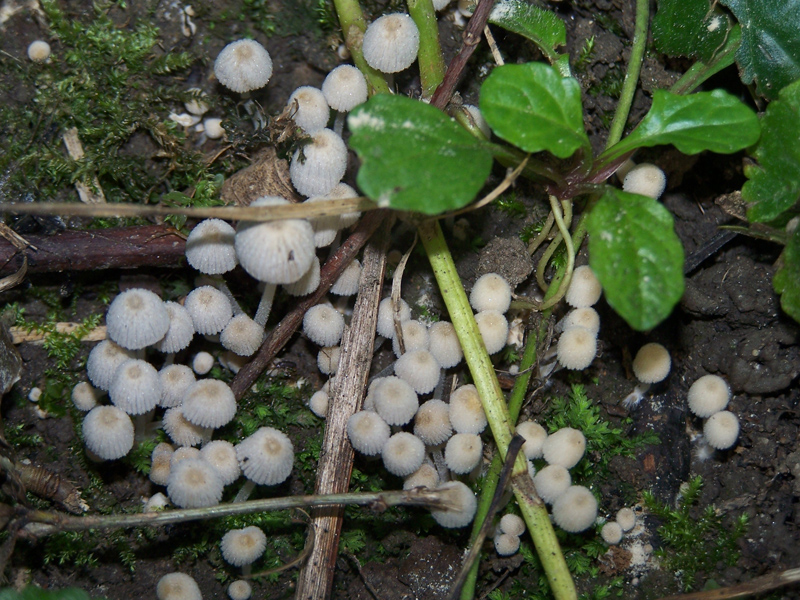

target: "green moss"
[495,191,527,218]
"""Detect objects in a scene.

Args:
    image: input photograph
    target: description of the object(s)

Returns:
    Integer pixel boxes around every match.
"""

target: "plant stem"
[670,25,742,96]
[332,0,390,96]
[407,0,446,99]
[417,219,576,600]
[606,0,649,148]
[19,488,457,538]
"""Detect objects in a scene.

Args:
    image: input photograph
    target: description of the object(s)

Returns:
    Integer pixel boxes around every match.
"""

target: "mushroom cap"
[167,457,224,508]
[494,532,521,556]
[326,182,362,228]
[184,285,233,335]
[27,40,51,62]
[235,196,316,284]
[565,265,602,308]
[162,407,211,447]
[157,572,202,600]
[192,351,215,376]
[449,384,488,435]
[72,381,100,412]
[171,447,201,467]
[159,364,197,408]
[372,376,419,426]
[228,580,253,600]
[542,427,586,469]
[82,405,135,460]
[474,310,508,355]
[155,301,196,354]
[552,485,598,533]
[616,507,636,531]
[362,13,420,73]
[330,259,362,296]
[561,307,600,337]
[516,420,548,460]
[444,433,483,474]
[623,163,667,200]
[632,342,671,384]
[109,358,162,416]
[185,219,238,274]
[220,526,267,567]
[86,339,136,391]
[413,399,452,446]
[182,379,237,428]
[499,514,526,537]
[290,129,348,197]
[284,256,321,297]
[236,427,294,485]
[184,88,209,116]
[220,314,265,357]
[347,410,391,455]
[214,39,273,93]
[303,304,345,347]
[532,464,571,504]
[601,521,623,545]
[391,320,430,357]
[377,297,412,339]
[308,389,329,417]
[704,410,740,450]
[204,117,225,139]
[430,481,477,528]
[382,431,426,477]
[556,326,597,370]
[106,288,170,350]
[287,86,330,134]
[428,321,463,369]
[403,463,439,490]
[317,345,340,376]
[394,349,441,395]
[322,65,368,112]
[470,273,512,313]
[688,374,730,418]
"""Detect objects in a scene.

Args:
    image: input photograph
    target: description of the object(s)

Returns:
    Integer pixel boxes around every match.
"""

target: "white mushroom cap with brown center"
[444,433,483,474]
[552,485,598,533]
[184,285,233,336]
[201,440,241,485]
[221,526,267,567]
[284,256,321,297]
[214,39,272,93]
[109,359,162,416]
[533,464,571,504]
[704,410,740,450]
[448,384,487,434]
[391,320,430,357]
[82,405,135,460]
[494,532,521,556]
[474,310,508,355]
[542,427,586,469]
[303,303,345,347]
[413,399,452,446]
[632,342,671,384]
[155,301,195,354]
[382,432,425,476]
[428,321,463,369]
[394,349,441,395]
[167,457,224,508]
[235,427,294,485]
[162,407,211,447]
[157,572,202,600]
[330,259,362,296]
[372,376,419,426]
[347,410,391,455]
[430,481,477,528]
[159,364,196,408]
[623,163,667,200]
[235,196,316,284]
[290,129,348,197]
[220,314,265,357]
[516,420,548,459]
[322,65,368,112]
[556,326,597,370]
[376,297,412,339]
[87,339,136,391]
[470,273,512,313]
[72,381,100,412]
[106,288,170,350]
[286,86,330,134]
[565,265,602,308]
[181,379,237,429]
[185,219,238,275]
[499,513,526,537]
[687,374,730,418]
[362,13,420,73]
[403,463,439,490]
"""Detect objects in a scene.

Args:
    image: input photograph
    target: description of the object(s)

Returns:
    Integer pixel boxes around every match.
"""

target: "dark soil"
[1,1,798,600]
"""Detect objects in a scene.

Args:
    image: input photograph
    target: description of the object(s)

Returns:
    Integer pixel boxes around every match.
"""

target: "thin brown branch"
[295,215,392,600]
[430,0,497,110]
[0,226,186,275]
[230,210,388,400]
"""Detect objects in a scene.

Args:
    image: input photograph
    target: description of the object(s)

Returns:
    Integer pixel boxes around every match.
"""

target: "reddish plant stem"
[230,210,387,400]
[429,0,497,110]
[0,226,186,275]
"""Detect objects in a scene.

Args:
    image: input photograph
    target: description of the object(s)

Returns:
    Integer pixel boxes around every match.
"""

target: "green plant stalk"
[418,218,576,600]
[407,0,446,99]
[670,25,742,95]
[332,0,391,96]
[606,0,649,147]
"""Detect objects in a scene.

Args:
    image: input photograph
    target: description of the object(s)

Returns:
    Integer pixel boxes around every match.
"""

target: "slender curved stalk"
[407,0,446,98]
[19,488,456,538]
[418,219,576,600]
[332,0,390,96]
[670,25,741,96]
[606,0,649,148]
[537,233,563,292]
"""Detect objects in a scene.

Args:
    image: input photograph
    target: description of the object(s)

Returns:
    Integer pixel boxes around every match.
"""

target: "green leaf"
[744,79,800,222]
[347,95,493,215]
[586,189,685,331]
[774,227,800,323]
[488,0,566,63]
[653,0,733,62]
[719,0,800,99]
[480,62,589,159]
[605,89,760,159]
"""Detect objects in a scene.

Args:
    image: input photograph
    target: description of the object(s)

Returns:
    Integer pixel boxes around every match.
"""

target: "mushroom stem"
[234,479,257,503]
[332,111,346,137]
[622,382,651,410]
[254,284,277,327]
